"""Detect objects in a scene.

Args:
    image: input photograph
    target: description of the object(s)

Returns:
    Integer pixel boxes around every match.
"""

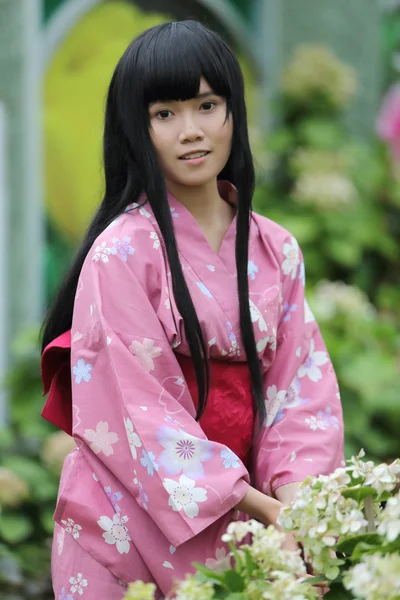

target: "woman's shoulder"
[251,210,300,256]
[82,201,164,288]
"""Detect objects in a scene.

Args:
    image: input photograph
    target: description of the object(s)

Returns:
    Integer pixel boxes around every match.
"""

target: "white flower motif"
[69,572,88,595]
[170,207,179,218]
[150,231,160,249]
[249,299,267,332]
[157,426,213,479]
[84,421,119,456]
[72,359,92,384]
[248,260,259,280]
[205,547,231,572]
[265,385,287,426]
[304,298,315,324]
[140,448,159,476]
[297,338,328,382]
[92,241,117,263]
[131,202,152,218]
[97,513,131,554]
[196,281,214,298]
[282,237,300,280]
[110,236,135,262]
[61,517,82,539]
[123,417,142,460]
[129,339,162,372]
[220,447,240,469]
[305,415,328,431]
[163,474,207,518]
[57,526,65,556]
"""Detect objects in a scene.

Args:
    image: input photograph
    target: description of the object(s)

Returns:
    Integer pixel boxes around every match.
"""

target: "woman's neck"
[166,178,234,229]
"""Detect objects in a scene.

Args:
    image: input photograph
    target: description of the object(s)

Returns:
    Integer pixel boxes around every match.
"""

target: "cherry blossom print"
[58,587,73,600]
[206,264,216,271]
[205,547,231,572]
[150,231,160,249]
[110,236,135,262]
[138,481,149,510]
[72,358,92,384]
[170,206,179,218]
[248,260,259,280]
[140,448,159,476]
[281,302,298,323]
[265,385,288,426]
[304,298,316,324]
[84,421,119,456]
[157,426,214,479]
[305,415,328,431]
[104,485,123,513]
[129,338,162,372]
[272,376,310,425]
[92,240,117,263]
[317,406,340,430]
[97,513,131,554]
[69,572,88,595]
[61,517,82,540]
[57,526,65,556]
[123,417,142,460]
[131,202,152,218]
[163,474,207,518]
[297,338,328,382]
[220,447,240,469]
[196,281,214,299]
[249,299,267,332]
[281,236,300,280]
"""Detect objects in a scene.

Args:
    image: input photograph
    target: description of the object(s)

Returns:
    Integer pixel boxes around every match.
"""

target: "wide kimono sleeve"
[70,235,249,549]
[252,234,344,496]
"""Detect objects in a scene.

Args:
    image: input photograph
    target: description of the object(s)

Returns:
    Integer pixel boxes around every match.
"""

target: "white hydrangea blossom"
[248,571,319,600]
[377,492,400,542]
[173,577,215,600]
[343,554,400,600]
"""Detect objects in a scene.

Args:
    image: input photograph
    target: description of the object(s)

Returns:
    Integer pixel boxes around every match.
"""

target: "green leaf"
[224,594,245,600]
[243,548,257,580]
[341,487,377,503]
[193,564,227,587]
[0,513,33,544]
[40,506,55,535]
[336,533,381,556]
[1,456,58,502]
[222,570,245,592]
[325,580,353,599]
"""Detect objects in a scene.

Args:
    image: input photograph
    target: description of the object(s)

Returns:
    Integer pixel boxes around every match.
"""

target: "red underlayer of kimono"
[41,332,254,466]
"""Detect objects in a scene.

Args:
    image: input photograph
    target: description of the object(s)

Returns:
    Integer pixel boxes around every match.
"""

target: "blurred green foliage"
[0,331,71,599]
[254,44,400,462]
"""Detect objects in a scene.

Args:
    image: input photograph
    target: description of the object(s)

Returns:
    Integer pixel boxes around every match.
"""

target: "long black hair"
[41,20,266,425]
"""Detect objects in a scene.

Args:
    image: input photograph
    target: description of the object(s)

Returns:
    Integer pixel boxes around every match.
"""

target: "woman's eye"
[157,110,172,120]
[201,101,217,111]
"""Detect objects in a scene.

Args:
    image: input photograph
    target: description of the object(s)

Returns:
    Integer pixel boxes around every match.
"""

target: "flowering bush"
[123,453,400,600]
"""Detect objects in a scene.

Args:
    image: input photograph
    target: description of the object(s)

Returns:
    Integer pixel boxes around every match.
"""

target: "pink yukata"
[44,181,344,599]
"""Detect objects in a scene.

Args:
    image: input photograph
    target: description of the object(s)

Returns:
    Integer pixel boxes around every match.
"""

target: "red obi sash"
[41,333,254,465]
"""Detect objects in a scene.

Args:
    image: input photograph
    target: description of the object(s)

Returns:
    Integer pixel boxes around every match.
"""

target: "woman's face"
[148,78,233,189]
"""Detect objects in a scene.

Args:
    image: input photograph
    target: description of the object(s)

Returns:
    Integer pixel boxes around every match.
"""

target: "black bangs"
[132,21,238,107]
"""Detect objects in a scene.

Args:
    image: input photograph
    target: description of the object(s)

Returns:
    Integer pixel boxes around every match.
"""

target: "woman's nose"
[179,115,204,143]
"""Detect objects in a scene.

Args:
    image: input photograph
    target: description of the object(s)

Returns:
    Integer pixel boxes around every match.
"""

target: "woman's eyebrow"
[149,90,216,108]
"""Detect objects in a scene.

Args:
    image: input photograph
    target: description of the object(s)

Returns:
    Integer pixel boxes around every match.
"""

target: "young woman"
[41,20,344,599]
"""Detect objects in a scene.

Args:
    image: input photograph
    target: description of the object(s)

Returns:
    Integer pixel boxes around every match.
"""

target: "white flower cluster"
[221,521,318,599]
[311,280,376,322]
[282,44,357,110]
[377,492,400,542]
[123,581,156,600]
[348,450,400,496]
[247,572,319,600]
[279,473,367,579]
[343,553,400,600]
[293,172,358,210]
[173,577,215,600]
